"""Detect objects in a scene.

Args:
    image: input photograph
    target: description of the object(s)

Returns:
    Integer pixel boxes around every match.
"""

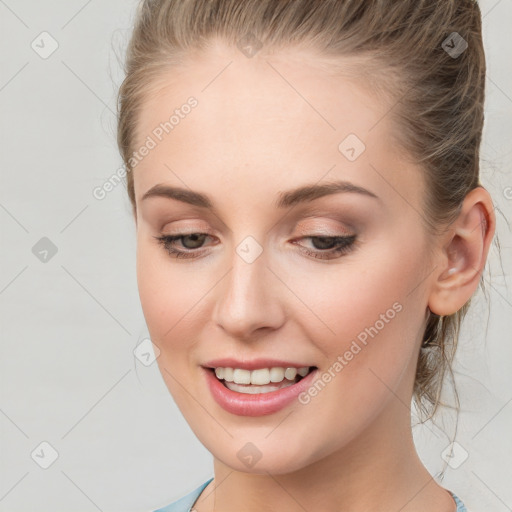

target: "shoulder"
[449,491,468,512]
[151,477,214,512]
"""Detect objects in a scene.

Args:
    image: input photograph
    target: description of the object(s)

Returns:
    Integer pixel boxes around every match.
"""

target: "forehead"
[133,42,422,213]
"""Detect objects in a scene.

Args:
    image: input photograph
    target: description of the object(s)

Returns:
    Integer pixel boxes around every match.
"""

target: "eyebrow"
[140,180,379,209]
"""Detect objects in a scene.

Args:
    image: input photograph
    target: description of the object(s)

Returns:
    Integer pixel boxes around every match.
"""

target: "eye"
[292,234,357,260]
[153,233,214,259]
[153,232,358,261]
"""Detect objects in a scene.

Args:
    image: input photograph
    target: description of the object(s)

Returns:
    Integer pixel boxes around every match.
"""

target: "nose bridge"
[212,236,285,338]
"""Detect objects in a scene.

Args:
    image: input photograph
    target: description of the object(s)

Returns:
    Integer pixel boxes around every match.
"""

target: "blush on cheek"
[136,254,207,349]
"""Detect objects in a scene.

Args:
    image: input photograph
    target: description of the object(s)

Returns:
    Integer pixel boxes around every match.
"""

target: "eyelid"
[294,219,355,237]
[295,227,353,238]
[160,225,215,236]
[157,210,359,240]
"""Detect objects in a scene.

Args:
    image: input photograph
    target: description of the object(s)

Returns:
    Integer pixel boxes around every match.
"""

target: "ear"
[428,186,496,316]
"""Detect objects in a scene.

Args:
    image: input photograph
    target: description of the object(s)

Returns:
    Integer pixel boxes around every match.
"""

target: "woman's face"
[133,42,436,473]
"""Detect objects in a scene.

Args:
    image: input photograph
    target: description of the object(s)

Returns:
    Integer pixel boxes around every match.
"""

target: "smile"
[214,366,314,391]
[202,366,319,416]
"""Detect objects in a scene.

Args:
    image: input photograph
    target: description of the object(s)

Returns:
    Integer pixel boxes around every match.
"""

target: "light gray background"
[0,1,510,511]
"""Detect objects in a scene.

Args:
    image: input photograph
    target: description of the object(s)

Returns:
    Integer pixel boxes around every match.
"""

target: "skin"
[131,41,495,512]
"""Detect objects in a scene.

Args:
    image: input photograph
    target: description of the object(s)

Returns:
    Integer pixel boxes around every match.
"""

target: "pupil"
[312,237,336,250]
[183,233,205,249]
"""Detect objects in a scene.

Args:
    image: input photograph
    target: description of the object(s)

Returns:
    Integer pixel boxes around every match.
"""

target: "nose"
[211,242,286,340]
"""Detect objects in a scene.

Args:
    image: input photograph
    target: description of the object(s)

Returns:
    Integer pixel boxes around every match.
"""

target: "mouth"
[204,365,318,395]
[202,364,320,416]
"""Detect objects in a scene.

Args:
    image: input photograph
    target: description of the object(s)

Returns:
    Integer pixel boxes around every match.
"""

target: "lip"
[202,366,319,417]
[202,358,314,371]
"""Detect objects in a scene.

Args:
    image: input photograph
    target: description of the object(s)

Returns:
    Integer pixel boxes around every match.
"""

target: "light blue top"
[152,478,213,512]
[152,477,467,511]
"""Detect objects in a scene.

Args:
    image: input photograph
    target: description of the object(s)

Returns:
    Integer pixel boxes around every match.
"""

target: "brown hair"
[117,0,489,419]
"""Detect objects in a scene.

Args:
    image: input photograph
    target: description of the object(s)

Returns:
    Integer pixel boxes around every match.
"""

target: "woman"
[117,1,495,510]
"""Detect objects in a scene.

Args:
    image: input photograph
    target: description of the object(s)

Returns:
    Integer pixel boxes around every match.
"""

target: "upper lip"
[202,358,316,371]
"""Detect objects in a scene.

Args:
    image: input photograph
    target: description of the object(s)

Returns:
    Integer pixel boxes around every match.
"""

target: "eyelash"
[153,232,357,261]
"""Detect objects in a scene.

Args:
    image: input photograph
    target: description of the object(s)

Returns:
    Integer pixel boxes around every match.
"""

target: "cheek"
[136,241,209,413]
[285,281,422,446]
[289,239,426,400]
[136,240,202,350]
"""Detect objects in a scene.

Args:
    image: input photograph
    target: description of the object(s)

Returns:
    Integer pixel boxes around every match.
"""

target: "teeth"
[213,366,312,385]
[225,380,296,394]
[296,367,310,377]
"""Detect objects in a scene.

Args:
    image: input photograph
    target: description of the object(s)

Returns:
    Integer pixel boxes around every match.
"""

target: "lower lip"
[202,367,319,417]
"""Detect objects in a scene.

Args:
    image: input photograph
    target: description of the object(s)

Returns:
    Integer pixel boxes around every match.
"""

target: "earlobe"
[428,186,496,316]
